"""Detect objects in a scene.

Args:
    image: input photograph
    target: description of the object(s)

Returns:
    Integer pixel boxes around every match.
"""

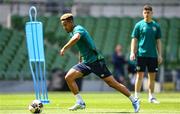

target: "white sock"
[149,93,155,99]
[75,94,84,103]
[129,95,136,103]
[134,92,140,99]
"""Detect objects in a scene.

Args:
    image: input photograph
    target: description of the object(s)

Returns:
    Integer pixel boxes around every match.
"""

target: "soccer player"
[130,5,162,104]
[59,13,140,112]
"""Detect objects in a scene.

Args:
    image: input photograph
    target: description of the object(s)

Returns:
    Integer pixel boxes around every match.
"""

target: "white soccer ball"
[29,100,43,113]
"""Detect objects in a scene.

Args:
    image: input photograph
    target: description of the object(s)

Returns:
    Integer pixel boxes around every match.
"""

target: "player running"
[59,13,140,113]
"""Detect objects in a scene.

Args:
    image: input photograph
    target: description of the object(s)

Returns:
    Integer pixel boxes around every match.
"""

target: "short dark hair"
[143,5,153,11]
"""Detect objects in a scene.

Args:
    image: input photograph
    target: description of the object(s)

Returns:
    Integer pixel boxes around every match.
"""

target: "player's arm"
[157,39,163,64]
[130,23,139,61]
[60,33,80,56]
[130,38,137,61]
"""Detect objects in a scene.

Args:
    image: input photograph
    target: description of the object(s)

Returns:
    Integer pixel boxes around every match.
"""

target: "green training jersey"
[69,25,104,63]
[131,19,161,57]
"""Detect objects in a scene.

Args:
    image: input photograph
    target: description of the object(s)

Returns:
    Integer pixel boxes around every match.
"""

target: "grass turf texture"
[0,92,180,114]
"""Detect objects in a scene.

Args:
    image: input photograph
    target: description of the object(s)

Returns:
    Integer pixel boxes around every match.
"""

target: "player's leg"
[90,59,133,97]
[90,60,140,112]
[148,73,156,96]
[148,72,159,103]
[135,57,146,99]
[103,76,130,96]
[148,72,156,100]
[65,68,86,110]
[147,57,159,104]
[103,75,140,112]
[134,72,144,99]
[66,63,91,110]
[65,68,83,95]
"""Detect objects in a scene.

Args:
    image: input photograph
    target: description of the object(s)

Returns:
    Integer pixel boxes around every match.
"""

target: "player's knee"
[65,75,71,82]
[137,77,143,81]
[136,75,143,80]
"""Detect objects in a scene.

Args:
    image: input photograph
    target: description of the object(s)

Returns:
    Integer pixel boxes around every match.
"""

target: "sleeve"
[131,23,139,39]
[73,27,85,37]
[156,24,162,39]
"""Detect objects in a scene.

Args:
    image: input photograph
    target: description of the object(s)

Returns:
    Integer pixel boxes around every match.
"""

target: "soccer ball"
[28,100,43,113]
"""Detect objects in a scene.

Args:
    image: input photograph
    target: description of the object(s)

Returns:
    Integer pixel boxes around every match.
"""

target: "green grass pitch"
[0,92,180,114]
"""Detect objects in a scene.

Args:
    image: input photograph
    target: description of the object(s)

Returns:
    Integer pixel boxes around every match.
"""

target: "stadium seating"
[0,16,180,80]
[11,15,24,30]
[45,45,57,71]
[165,18,180,68]
[74,16,84,25]
[93,17,108,50]
[51,53,68,70]
[117,17,132,54]
[103,17,120,56]
[157,18,169,59]
[83,16,96,35]
[20,61,31,80]
[54,24,68,46]
[0,28,12,53]
[45,16,59,44]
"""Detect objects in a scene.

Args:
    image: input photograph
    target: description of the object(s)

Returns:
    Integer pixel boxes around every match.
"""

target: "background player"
[130,5,163,104]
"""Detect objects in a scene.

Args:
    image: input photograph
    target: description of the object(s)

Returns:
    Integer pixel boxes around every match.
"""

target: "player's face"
[61,20,73,33]
[143,10,152,21]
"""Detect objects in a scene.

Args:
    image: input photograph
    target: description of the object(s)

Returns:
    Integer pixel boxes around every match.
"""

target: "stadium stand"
[0,15,180,80]
[0,28,12,54]
[45,16,59,44]
[165,18,180,68]
[93,17,108,50]
[83,16,96,36]
[157,18,169,61]
[103,17,119,56]
[117,17,132,54]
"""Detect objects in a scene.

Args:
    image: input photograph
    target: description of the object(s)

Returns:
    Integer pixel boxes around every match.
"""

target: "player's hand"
[60,48,65,56]
[158,55,163,65]
[130,52,136,61]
